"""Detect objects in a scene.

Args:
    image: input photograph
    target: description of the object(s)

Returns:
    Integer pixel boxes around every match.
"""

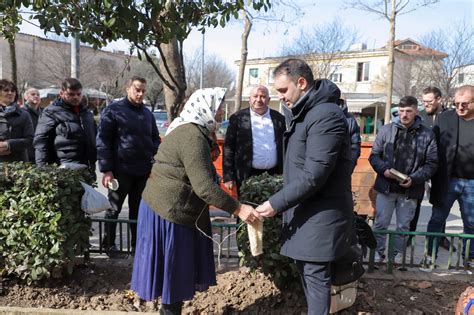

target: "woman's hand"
[234,204,262,224]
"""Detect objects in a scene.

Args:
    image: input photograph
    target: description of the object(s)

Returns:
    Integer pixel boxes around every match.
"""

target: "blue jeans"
[374,193,417,258]
[427,178,474,259]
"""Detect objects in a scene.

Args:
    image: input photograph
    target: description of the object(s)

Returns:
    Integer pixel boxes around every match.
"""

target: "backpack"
[0,111,11,141]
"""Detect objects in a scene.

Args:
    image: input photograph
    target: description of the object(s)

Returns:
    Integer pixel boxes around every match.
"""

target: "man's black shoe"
[105,245,127,259]
[440,238,456,252]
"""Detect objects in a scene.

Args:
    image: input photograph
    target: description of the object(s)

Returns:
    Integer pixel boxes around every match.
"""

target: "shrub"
[236,173,300,290]
[0,162,92,284]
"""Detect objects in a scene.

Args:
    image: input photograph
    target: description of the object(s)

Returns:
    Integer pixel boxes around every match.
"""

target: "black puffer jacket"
[0,103,34,162]
[34,98,97,170]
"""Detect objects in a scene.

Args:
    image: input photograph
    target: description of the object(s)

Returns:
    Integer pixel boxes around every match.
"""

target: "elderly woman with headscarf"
[131,88,259,314]
[0,79,34,162]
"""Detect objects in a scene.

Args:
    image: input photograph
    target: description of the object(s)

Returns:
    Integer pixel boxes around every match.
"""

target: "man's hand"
[0,141,10,156]
[256,201,277,218]
[383,169,396,180]
[102,171,114,188]
[224,181,235,190]
[234,204,261,224]
[399,177,412,188]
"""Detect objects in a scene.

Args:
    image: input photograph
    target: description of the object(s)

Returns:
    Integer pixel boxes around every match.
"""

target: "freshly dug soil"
[0,257,469,314]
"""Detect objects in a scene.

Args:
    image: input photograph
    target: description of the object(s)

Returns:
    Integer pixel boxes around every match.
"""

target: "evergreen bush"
[0,163,92,284]
[237,173,300,290]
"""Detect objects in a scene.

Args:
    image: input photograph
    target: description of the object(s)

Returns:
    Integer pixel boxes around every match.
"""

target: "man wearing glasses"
[425,85,474,268]
[409,87,451,250]
[34,78,96,174]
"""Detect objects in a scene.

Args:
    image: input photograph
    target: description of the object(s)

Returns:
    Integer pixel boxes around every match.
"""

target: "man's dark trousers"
[103,173,148,250]
[295,260,331,315]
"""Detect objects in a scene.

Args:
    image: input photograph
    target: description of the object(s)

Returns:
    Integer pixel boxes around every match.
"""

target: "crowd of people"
[0,57,473,313]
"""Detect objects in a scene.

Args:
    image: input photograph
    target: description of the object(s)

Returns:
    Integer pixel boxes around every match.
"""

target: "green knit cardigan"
[142,123,239,229]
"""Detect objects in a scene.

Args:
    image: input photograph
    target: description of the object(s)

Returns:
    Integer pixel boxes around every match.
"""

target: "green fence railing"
[89,218,473,274]
[368,230,474,274]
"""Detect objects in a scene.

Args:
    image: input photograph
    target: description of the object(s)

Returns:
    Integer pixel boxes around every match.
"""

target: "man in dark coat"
[369,96,438,263]
[338,98,361,172]
[34,78,97,172]
[256,59,354,314]
[0,79,34,162]
[97,76,160,257]
[23,87,42,163]
[223,84,285,191]
[426,85,474,267]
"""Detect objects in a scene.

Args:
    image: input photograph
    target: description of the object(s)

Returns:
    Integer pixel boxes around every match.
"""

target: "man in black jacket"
[369,96,438,263]
[257,59,354,314]
[23,87,42,163]
[34,78,96,172]
[223,85,285,192]
[426,85,474,266]
[97,76,160,257]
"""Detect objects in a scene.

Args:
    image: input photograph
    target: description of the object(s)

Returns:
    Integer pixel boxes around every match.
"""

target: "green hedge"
[0,163,92,284]
[237,173,300,290]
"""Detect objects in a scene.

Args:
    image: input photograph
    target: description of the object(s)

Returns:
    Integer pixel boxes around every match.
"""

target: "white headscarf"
[165,87,227,136]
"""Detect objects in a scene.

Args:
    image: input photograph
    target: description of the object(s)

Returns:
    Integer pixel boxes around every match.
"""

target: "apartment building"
[237,39,447,134]
[0,33,135,95]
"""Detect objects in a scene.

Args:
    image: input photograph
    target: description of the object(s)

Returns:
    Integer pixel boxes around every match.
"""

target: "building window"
[458,73,465,84]
[330,65,342,82]
[268,67,275,84]
[249,68,259,85]
[356,62,370,82]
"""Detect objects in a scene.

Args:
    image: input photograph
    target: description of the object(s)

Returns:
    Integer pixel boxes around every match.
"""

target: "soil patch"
[0,257,469,314]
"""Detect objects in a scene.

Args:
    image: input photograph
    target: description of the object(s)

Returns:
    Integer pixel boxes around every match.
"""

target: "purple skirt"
[131,200,216,304]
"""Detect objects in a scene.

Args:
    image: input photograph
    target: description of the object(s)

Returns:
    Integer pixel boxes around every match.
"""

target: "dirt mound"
[0,257,468,314]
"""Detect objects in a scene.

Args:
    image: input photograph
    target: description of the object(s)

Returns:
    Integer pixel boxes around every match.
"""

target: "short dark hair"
[399,96,418,108]
[0,79,19,103]
[422,86,442,98]
[273,58,314,86]
[61,78,82,91]
[127,76,147,87]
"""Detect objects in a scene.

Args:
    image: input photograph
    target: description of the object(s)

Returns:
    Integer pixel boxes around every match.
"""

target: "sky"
[19,0,473,68]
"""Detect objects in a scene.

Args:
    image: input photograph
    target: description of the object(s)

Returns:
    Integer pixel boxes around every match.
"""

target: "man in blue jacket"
[369,96,438,263]
[257,59,354,315]
[97,76,160,257]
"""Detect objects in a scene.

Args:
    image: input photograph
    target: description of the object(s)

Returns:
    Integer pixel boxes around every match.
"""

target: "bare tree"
[185,50,235,95]
[280,19,359,79]
[345,0,439,124]
[234,1,303,112]
[419,19,474,98]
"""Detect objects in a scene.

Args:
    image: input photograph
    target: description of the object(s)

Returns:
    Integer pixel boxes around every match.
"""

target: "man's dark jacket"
[96,97,160,176]
[23,103,42,162]
[0,103,34,162]
[369,116,438,200]
[341,102,361,171]
[269,79,354,262]
[223,107,285,187]
[34,98,97,170]
[430,109,462,207]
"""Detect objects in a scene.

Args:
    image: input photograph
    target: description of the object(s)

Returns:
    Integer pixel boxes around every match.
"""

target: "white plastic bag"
[330,281,357,313]
[80,182,111,214]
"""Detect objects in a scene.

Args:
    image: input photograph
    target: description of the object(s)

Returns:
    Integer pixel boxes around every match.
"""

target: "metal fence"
[89,218,473,274]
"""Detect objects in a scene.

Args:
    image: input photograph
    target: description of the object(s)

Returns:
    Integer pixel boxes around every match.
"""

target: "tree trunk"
[9,40,17,86]
[159,38,187,120]
[234,10,252,113]
[384,0,396,125]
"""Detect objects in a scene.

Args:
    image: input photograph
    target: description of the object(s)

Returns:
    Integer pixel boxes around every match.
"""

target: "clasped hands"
[234,200,277,225]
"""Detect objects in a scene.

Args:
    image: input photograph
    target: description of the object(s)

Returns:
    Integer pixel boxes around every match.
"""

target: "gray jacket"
[369,116,438,199]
